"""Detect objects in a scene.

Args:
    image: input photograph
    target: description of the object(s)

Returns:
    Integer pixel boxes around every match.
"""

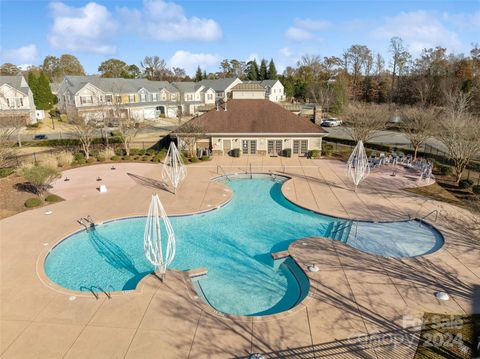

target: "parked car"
[321,118,342,127]
[33,134,48,140]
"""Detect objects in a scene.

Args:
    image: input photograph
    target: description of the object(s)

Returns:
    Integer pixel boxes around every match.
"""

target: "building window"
[116,95,122,104]
[161,92,167,101]
[105,95,112,103]
[171,94,177,100]
[207,94,213,100]
[242,140,257,155]
[293,140,308,155]
[186,94,193,101]
[152,93,158,102]
[140,93,146,102]
[80,96,93,104]
[128,94,135,103]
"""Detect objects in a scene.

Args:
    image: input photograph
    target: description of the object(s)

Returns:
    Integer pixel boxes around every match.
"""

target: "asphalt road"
[323,127,449,156]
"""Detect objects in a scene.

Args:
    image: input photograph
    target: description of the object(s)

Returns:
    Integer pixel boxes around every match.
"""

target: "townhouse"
[56,76,286,123]
[0,75,37,125]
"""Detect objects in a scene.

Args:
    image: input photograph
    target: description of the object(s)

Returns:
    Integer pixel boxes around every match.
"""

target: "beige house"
[173,99,327,157]
[231,83,266,100]
[198,77,242,101]
[244,80,286,102]
[0,76,37,124]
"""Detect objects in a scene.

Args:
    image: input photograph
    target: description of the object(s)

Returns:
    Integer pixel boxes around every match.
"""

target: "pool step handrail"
[216,165,231,181]
[84,215,96,227]
[77,218,89,229]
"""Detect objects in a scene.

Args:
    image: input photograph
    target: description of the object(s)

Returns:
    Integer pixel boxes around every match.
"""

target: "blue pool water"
[44,175,443,316]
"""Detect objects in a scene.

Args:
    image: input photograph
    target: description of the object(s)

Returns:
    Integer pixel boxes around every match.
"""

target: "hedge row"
[22,137,123,147]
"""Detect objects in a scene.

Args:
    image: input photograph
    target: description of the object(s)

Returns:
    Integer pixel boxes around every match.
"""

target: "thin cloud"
[373,10,463,53]
[285,17,329,42]
[1,44,38,64]
[119,0,222,41]
[48,2,117,54]
[169,50,220,75]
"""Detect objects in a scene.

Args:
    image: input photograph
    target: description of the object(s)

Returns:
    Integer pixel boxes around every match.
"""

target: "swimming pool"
[44,174,443,316]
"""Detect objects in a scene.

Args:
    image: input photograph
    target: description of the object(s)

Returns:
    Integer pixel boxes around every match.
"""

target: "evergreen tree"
[29,72,55,110]
[268,59,278,80]
[195,66,203,81]
[259,59,268,81]
[203,70,207,79]
[247,60,259,80]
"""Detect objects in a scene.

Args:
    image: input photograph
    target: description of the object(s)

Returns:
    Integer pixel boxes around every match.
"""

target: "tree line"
[1,36,479,112]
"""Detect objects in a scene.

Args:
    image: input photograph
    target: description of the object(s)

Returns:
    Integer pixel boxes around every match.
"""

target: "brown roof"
[175,99,327,134]
[231,83,265,92]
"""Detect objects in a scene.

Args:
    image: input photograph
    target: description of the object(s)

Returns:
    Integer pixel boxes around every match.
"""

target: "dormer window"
[128,94,135,103]
[140,93,146,102]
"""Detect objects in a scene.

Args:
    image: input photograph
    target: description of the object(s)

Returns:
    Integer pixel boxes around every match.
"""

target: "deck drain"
[68,296,77,301]
[44,210,53,215]
[43,243,49,246]
[308,264,319,272]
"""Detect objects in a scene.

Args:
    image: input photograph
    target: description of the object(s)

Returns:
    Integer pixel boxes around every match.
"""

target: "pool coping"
[36,170,447,323]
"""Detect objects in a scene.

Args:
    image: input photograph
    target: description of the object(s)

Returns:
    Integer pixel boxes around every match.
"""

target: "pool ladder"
[77,216,96,229]
[80,286,111,300]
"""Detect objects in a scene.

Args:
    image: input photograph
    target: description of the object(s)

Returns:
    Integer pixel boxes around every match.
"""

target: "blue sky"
[1,0,479,75]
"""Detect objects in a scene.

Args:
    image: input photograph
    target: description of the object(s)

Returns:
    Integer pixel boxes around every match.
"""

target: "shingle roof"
[0,75,30,95]
[231,83,265,92]
[172,81,204,93]
[175,99,327,134]
[62,76,178,94]
[197,78,238,92]
[244,80,280,88]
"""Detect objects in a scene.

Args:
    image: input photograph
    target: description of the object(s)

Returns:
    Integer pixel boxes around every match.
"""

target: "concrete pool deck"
[0,157,479,358]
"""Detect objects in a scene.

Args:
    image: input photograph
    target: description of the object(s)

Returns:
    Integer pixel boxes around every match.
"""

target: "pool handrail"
[216,165,231,181]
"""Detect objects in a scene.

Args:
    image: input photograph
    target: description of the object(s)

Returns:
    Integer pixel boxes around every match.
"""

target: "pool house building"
[173,99,328,156]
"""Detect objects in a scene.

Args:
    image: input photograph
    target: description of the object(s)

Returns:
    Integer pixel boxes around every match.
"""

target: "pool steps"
[271,251,290,260]
[327,220,353,243]
[188,267,208,279]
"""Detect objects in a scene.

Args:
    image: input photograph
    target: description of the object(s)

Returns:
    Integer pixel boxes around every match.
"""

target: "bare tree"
[343,102,390,142]
[0,127,15,168]
[308,82,335,115]
[175,122,205,158]
[438,90,480,183]
[117,115,142,157]
[70,113,97,160]
[400,106,437,160]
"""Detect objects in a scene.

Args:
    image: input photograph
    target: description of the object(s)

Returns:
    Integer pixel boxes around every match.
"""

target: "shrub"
[45,194,62,203]
[282,148,292,157]
[309,149,321,159]
[156,149,167,161]
[141,156,149,161]
[0,167,15,178]
[152,155,162,163]
[25,197,42,208]
[26,123,39,128]
[322,143,333,156]
[438,164,453,176]
[122,155,130,161]
[74,153,85,162]
[190,156,199,163]
[96,156,106,162]
[38,154,58,169]
[231,148,240,157]
[20,165,60,194]
[56,151,74,167]
[458,179,473,189]
[76,159,86,165]
[146,149,156,156]
[115,148,126,156]
[111,155,120,161]
[138,149,146,156]
[472,185,480,194]
[129,149,139,156]
[111,130,121,137]
[99,147,115,160]
[87,157,96,163]
[200,155,210,161]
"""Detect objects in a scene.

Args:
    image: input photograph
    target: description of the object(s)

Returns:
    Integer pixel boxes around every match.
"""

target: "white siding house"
[0,76,37,124]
